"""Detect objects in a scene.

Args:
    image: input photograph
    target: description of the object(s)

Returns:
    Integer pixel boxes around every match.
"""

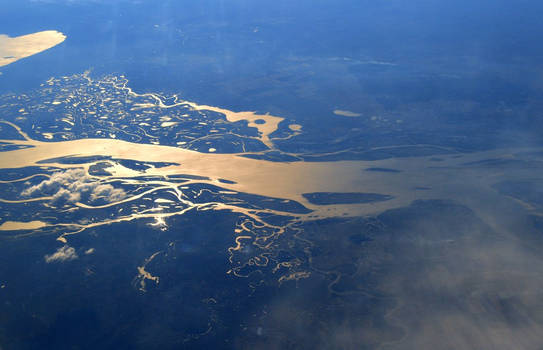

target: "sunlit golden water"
[0,30,66,67]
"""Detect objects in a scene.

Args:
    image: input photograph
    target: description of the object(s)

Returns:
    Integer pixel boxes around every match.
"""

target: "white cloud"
[89,183,126,202]
[22,168,126,205]
[44,245,78,263]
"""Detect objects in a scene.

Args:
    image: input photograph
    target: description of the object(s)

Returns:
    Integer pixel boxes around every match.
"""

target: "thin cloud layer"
[22,168,126,204]
[44,245,78,263]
